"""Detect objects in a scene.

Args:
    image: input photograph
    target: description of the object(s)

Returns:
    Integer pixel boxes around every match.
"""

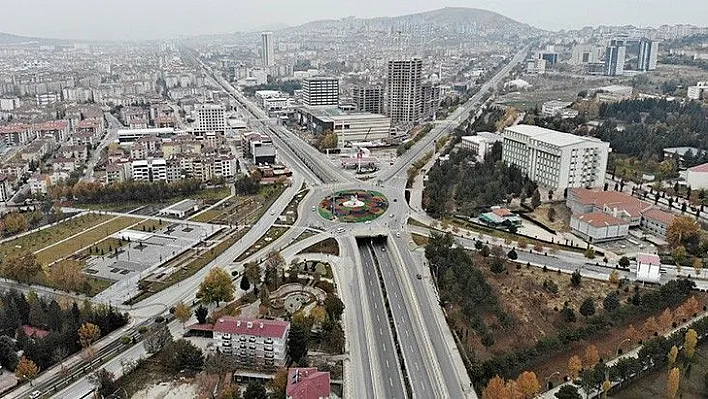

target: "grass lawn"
[411,233,429,246]
[407,217,429,229]
[0,213,112,261]
[297,238,340,256]
[82,237,125,257]
[35,216,142,265]
[188,209,222,223]
[611,341,708,398]
[235,226,290,262]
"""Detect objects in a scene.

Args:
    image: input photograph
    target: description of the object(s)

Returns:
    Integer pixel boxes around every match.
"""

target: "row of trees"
[47,178,204,204]
[1,253,91,294]
[0,289,128,374]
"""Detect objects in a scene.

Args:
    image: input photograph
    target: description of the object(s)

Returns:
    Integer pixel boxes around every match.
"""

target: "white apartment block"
[688,82,708,100]
[194,104,226,135]
[130,159,167,182]
[213,317,290,369]
[460,132,503,161]
[501,125,611,191]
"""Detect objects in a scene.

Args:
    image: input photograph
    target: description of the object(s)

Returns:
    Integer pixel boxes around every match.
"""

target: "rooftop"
[504,124,607,148]
[570,188,651,218]
[637,253,661,266]
[161,198,199,213]
[300,106,388,122]
[214,317,290,339]
[688,162,708,173]
[286,368,331,399]
[576,211,629,228]
[642,208,676,225]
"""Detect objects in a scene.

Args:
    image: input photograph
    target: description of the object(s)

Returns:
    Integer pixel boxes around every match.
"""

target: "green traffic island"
[297,237,340,256]
[234,226,290,263]
[317,189,389,223]
[279,185,310,226]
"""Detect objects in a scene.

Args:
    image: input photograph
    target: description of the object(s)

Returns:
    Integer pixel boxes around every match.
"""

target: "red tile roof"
[21,325,49,339]
[0,124,30,134]
[642,208,675,225]
[570,188,651,218]
[688,162,708,173]
[637,254,661,266]
[214,317,289,339]
[492,208,513,217]
[576,211,629,228]
[286,368,331,399]
[35,120,68,131]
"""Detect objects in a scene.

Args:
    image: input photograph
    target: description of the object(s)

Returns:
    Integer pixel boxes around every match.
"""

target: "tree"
[517,238,528,249]
[2,252,44,284]
[547,207,557,222]
[658,308,673,331]
[174,302,192,326]
[667,367,680,399]
[618,256,630,268]
[288,320,310,365]
[568,355,582,380]
[693,258,703,276]
[167,339,204,372]
[482,376,510,399]
[0,336,19,371]
[507,248,518,260]
[4,213,28,235]
[603,292,620,312]
[672,246,687,266]
[239,274,251,291]
[644,316,660,337]
[195,305,208,324]
[15,356,39,382]
[324,295,345,321]
[580,298,596,319]
[667,345,678,367]
[516,371,540,398]
[562,303,577,323]
[531,189,541,208]
[584,247,596,259]
[584,345,600,367]
[50,259,86,292]
[666,216,699,249]
[310,305,327,324]
[318,130,338,150]
[268,368,288,399]
[571,270,582,286]
[244,262,262,286]
[480,245,490,257]
[684,328,698,359]
[90,368,118,398]
[78,322,101,349]
[144,323,173,353]
[243,381,268,399]
[608,270,620,285]
[197,268,234,306]
[555,385,582,399]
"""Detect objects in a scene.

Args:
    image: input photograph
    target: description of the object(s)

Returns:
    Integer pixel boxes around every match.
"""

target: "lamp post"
[545,371,560,390]
[617,338,631,355]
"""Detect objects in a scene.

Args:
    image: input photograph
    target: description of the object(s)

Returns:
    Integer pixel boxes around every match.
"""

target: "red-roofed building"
[286,368,331,399]
[641,208,676,238]
[687,162,708,189]
[0,123,33,144]
[213,317,290,369]
[19,325,50,340]
[34,120,69,142]
[570,211,630,242]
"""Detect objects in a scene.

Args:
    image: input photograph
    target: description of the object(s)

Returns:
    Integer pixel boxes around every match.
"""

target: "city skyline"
[0,0,706,41]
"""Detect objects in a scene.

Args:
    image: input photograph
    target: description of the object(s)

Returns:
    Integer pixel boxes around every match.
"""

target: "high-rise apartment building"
[302,77,339,107]
[262,32,274,67]
[571,45,601,65]
[638,39,659,71]
[386,58,423,125]
[604,39,626,76]
[501,125,611,191]
[352,86,384,114]
[420,83,441,121]
[194,104,226,135]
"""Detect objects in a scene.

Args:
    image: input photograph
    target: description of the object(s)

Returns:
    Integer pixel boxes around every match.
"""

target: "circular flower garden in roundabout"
[318,189,389,223]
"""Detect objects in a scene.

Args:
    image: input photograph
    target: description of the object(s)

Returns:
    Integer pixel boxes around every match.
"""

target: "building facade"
[194,104,226,135]
[262,32,274,67]
[604,39,627,76]
[460,132,502,161]
[386,58,423,125]
[638,39,659,71]
[302,77,339,107]
[213,317,290,369]
[352,86,384,115]
[501,125,611,191]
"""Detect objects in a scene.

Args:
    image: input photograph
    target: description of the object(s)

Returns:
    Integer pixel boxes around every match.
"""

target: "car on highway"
[311,206,316,211]
[29,391,42,399]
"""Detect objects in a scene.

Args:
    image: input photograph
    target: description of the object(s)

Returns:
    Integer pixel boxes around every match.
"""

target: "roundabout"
[317,189,389,223]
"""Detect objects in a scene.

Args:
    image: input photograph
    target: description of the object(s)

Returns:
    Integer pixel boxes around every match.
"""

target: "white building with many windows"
[213,317,290,369]
[460,132,503,161]
[194,104,226,135]
[501,125,611,191]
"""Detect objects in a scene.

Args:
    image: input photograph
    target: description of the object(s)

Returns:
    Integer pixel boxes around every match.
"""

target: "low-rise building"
[0,174,11,202]
[158,199,199,219]
[687,82,708,100]
[570,211,630,242]
[479,207,522,227]
[286,368,331,399]
[460,132,503,160]
[641,208,676,238]
[213,317,290,369]
[686,162,708,189]
[296,106,392,145]
[242,132,276,165]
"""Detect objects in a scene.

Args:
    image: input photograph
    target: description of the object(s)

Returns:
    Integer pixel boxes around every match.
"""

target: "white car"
[396,232,401,238]
[29,391,41,399]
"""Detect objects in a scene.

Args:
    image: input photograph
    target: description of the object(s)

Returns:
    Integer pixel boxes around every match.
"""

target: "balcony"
[222,334,231,340]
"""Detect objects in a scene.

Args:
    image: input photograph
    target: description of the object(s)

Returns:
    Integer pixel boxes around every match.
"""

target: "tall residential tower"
[386,58,423,125]
[261,32,274,67]
[638,39,659,71]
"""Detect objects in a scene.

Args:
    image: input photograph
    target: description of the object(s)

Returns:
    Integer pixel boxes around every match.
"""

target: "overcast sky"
[0,0,706,40]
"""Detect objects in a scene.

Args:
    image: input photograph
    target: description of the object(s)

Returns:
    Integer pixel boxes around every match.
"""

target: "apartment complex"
[302,77,339,107]
[352,86,384,114]
[501,125,610,191]
[386,58,423,125]
[194,104,226,135]
[213,317,290,368]
[638,39,659,71]
[460,132,502,161]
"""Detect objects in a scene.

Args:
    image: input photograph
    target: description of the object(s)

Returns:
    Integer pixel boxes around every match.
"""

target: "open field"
[529,202,572,233]
[35,216,141,265]
[0,213,112,260]
[611,340,708,398]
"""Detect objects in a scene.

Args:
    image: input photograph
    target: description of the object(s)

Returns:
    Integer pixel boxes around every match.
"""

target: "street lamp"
[545,371,560,390]
[617,338,631,355]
